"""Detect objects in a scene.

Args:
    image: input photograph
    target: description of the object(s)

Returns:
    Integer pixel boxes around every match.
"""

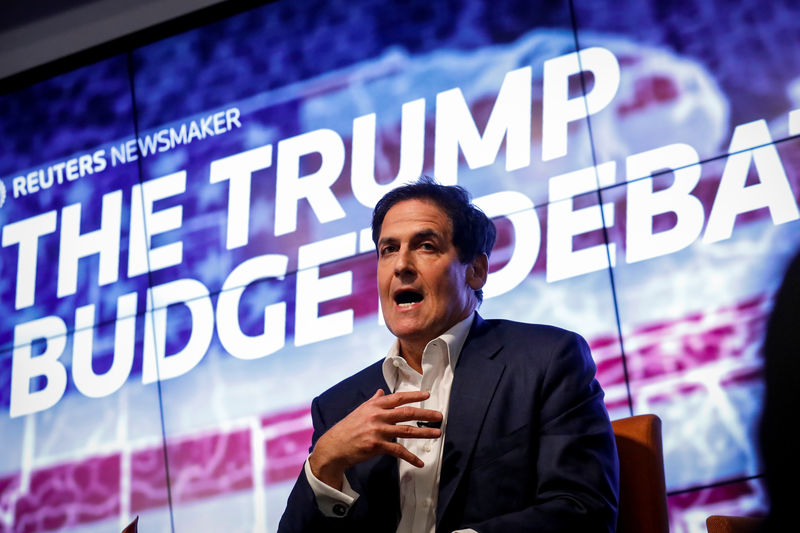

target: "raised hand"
[309,389,443,490]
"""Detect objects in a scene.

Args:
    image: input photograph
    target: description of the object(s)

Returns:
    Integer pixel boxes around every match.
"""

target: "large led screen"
[1,1,799,531]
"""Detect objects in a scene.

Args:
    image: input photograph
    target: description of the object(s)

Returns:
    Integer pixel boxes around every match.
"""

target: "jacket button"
[332,503,348,517]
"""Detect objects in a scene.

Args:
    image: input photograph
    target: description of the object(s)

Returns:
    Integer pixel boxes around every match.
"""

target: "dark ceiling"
[0,0,99,32]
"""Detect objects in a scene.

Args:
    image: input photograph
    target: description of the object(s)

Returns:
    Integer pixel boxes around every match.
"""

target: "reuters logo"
[0,179,7,209]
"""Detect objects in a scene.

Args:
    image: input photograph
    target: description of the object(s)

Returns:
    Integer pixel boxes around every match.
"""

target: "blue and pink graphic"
[1,1,799,531]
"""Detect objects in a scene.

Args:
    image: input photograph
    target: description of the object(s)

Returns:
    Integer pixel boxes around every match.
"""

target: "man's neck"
[398,341,426,374]
[396,311,475,374]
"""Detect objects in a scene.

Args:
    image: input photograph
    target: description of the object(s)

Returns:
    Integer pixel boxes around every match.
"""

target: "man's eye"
[420,242,436,251]
[380,246,397,255]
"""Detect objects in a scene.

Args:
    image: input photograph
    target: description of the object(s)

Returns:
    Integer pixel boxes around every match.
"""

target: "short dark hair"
[371,176,497,302]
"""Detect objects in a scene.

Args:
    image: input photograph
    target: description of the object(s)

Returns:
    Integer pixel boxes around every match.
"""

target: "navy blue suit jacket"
[279,316,619,533]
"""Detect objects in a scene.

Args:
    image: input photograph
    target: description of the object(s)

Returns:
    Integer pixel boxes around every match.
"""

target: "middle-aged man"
[279,178,619,533]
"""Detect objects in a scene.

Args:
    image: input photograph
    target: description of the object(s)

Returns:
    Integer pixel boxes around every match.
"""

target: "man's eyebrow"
[412,229,442,241]
[377,236,399,247]
[377,229,444,247]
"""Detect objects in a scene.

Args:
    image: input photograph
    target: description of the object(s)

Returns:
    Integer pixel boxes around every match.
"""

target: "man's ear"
[466,253,489,290]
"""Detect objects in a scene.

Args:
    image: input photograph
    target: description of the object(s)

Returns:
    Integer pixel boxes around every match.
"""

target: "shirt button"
[332,503,348,517]
[393,359,401,368]
[424,443,432,453]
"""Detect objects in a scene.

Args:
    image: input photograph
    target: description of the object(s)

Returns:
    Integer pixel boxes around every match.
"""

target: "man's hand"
[309,389,443,490]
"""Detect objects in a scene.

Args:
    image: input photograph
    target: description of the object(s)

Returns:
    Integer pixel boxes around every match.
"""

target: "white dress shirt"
[304,313,478,533]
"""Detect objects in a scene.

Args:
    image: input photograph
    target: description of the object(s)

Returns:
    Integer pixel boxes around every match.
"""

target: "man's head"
[371,178,496,350]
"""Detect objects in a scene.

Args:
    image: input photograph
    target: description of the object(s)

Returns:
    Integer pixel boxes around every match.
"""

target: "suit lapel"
[436,315,505,527]
[355,362,392,402]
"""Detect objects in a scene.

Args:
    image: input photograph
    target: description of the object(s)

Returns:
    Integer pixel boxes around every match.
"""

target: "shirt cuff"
[304,457,360,517]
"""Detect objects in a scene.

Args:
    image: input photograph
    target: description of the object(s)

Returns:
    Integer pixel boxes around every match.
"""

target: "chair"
[612,414,670,533]
[706,515,763,533]
[122,516,138,533]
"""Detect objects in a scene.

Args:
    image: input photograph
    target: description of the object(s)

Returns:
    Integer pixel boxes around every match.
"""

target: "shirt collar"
[382,312,475,392]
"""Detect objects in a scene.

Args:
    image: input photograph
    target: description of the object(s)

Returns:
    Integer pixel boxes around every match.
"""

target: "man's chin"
[384,318,429,342]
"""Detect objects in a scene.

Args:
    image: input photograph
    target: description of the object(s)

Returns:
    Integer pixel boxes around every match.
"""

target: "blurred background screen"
[1,1,799,531]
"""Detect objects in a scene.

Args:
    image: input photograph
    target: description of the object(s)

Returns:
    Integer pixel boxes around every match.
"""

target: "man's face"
[377,199,482,350]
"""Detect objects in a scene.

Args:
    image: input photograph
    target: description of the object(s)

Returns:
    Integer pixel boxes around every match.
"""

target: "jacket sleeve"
[277,393,399,533]
[277,396,353,533]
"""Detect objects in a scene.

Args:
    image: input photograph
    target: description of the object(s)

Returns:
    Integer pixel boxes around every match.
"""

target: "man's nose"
[394,247,416,277]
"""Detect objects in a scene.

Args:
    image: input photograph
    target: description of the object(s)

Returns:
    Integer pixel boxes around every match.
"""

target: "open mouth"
[394,289,424,308]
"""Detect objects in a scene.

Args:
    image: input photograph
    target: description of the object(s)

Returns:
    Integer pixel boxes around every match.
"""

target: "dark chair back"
[612,414,670,533]
[706,514,763,533]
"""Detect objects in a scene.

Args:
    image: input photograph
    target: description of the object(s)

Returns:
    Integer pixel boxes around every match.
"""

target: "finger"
[383,423,441,440]
[363,389,386,405]
[383,407,443,424]
[381,441,424,468]
[377,390,430,407]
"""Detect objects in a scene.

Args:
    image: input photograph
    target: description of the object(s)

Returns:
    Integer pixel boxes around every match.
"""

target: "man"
[279,178,619,533]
